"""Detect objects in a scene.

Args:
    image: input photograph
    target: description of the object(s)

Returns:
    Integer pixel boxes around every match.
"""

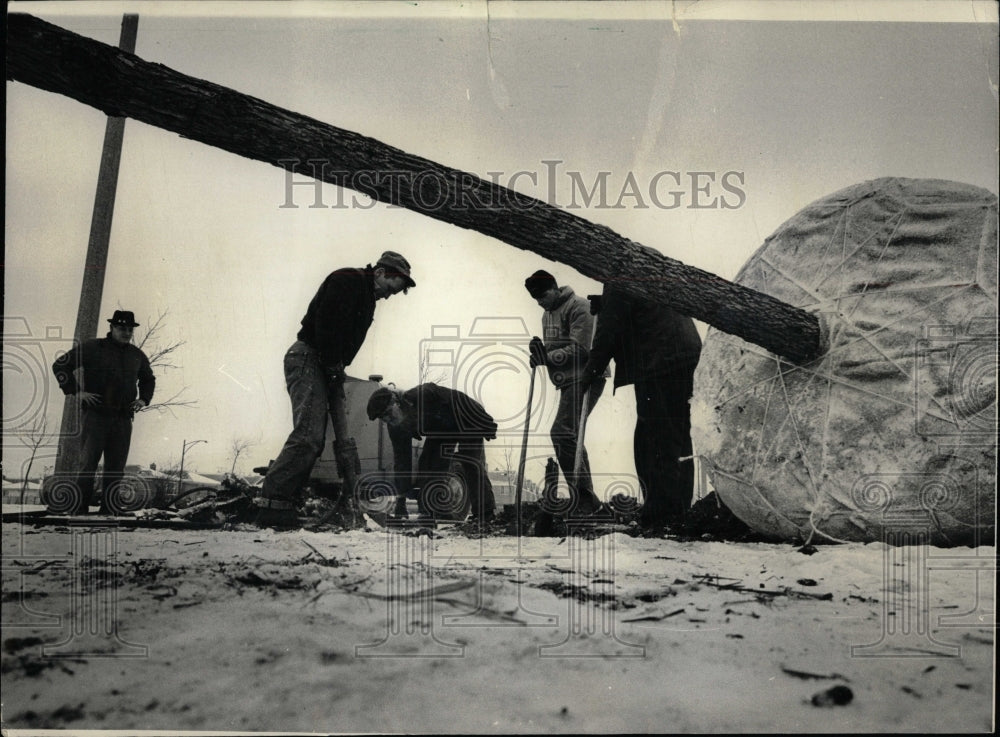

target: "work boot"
[392,496,409,520]
[467,509,494,527]
[253,507,299,530]
[638,502,684,534]
[252,498,300,530]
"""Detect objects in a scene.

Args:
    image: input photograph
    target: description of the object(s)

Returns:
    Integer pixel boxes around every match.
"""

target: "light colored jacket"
[541,286,609,388]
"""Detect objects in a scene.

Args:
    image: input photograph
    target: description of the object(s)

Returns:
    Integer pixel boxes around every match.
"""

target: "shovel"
[571,295,602,504]
[514,363,537,538]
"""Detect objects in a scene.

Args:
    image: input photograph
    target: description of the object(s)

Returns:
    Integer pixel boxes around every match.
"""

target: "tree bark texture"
[7,13,823,363]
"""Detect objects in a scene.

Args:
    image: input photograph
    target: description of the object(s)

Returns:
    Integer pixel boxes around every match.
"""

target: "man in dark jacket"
[51,310,155,514]
[367,383,498,522]
[581,284,702,529]
[256,251,415,528]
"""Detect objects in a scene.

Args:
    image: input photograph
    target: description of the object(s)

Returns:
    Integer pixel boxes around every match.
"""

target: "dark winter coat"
[52,335,155,414]
[584,284,702,389]
[400,383,498,440]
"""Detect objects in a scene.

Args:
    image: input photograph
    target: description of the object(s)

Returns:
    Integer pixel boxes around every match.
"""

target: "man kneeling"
[367,384,497,522]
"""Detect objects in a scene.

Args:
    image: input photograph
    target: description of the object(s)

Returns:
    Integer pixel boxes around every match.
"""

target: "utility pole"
[178,439,207,496]
[53,14,140,477]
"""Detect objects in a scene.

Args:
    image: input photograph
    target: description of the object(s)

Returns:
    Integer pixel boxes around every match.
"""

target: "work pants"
[76,409,134,512]
[550,377,606,514]
[262,341,330,503]
[633,370,695,526]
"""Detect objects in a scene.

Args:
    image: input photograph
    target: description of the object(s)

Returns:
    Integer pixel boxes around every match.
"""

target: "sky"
[4,1,998,492]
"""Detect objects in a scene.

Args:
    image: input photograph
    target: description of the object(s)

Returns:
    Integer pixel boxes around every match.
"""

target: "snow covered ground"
[1,511,994,734]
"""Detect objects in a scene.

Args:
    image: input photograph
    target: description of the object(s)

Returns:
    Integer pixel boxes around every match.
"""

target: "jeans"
[550,377,605,512]
[262,341,330,502]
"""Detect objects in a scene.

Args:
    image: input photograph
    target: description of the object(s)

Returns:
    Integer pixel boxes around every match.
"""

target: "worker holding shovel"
[254,251,415,529]
[524,270,609,517]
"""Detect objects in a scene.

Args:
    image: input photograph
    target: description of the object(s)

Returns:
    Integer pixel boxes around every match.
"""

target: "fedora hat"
[107,310,140,327]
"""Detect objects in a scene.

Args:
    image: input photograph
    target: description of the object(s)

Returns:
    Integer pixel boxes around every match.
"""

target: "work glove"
[529,337,548,368]
[324,362,346,385]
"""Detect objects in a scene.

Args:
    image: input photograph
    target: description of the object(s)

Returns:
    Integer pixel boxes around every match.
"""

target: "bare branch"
[229,435,260,475]
[418,355,447,387]
[143,387,198,418]
[135,308,187,371]
[18,416,52,504]
[125,308,198,415]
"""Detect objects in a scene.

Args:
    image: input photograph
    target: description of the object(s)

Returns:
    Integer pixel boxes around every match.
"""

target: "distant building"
[489,469,540,509]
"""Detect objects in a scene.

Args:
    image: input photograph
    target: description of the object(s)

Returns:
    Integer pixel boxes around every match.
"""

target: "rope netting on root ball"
[693,178,997,546]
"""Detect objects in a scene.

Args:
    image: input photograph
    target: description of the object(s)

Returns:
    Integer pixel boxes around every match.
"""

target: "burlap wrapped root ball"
[693,178,996,546]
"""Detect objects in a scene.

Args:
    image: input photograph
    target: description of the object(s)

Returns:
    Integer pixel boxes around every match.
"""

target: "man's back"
[404,383,498,439]
[592,286,702,388]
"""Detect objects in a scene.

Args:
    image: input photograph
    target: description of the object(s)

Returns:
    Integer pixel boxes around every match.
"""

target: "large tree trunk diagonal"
[6,13,823,364]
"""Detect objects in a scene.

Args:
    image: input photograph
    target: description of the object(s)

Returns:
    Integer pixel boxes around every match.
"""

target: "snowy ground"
[1,509,995,734]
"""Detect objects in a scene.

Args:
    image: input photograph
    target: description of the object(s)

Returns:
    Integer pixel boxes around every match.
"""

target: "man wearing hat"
[367,383,498,522]
[51,310,156,514]
[524,269,609,516]
[256,251,415,528]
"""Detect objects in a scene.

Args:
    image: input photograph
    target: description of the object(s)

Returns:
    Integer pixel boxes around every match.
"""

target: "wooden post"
[7,13,824,365]
[52,14,139,477]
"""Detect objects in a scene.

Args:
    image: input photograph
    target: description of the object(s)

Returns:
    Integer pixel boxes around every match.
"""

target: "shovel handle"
[573,300,602,476]
[514,365,537,536]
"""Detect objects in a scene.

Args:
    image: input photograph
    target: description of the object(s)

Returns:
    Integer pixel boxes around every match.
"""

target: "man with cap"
[51,310,155,514]
[524,269,609,516]
[580,282,702,530]
[256,251,415,528]
[367,383,498,522]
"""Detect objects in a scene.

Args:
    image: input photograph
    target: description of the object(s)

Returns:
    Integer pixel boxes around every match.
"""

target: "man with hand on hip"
[52,309,155,514]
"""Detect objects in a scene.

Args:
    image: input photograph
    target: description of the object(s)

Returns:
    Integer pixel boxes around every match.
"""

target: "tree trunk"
[6,13,823,363]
